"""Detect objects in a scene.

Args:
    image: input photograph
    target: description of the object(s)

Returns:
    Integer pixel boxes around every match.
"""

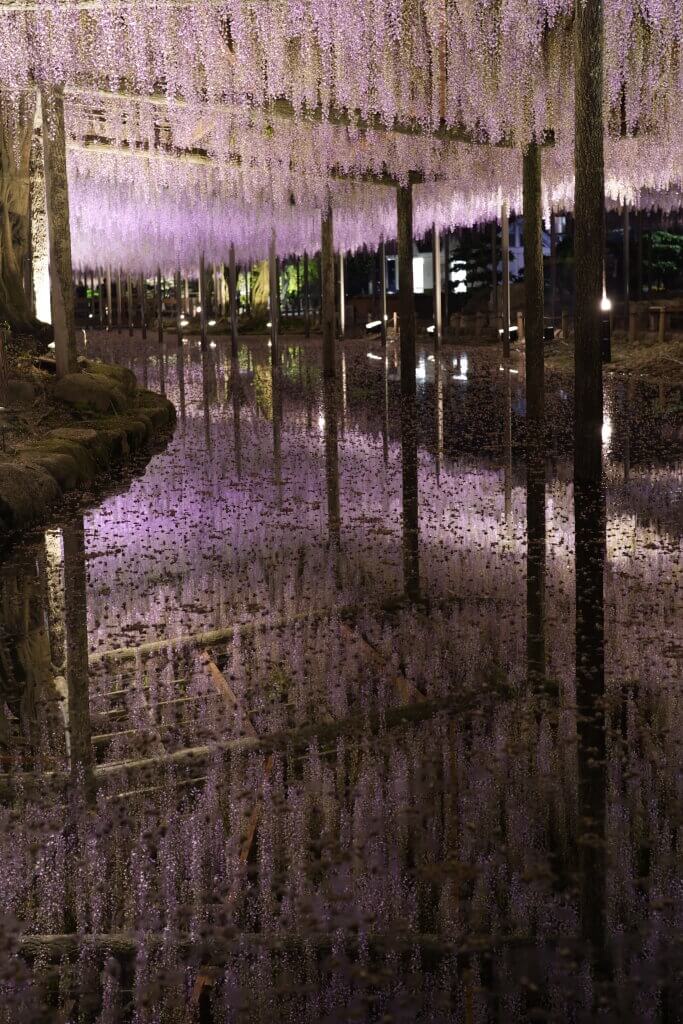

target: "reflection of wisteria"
[0,336,681,1020]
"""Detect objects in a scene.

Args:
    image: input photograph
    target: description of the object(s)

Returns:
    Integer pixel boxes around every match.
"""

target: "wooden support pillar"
[397,184,416,397]
[401,395,420,603]
[229,242,239,360]
[198,254,207,350]
[156,268,163,346]
[116,268,122,333]
[623,204,630,321]
[637,210,644,300]
[658,306,666,344]
[321,206,336,378]
[574,0,607,955]
[106,267,113,331]
[126,274,133,337]
[517,310,525,342]
[338,251,345,339]
[501,201,511,357]
[97,269,104,327]
[174,270,183,345]
[139,273,147,340]
[380,235,388,347]
[491,220,498,329]
[303,251,311,338]
[433,223,443,346]
[269,232,279,368]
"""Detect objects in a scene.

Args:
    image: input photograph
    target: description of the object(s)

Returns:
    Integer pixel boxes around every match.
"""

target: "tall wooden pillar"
[574,0,607,955]
[139,274,147,340]
[156,268,163,346]
[491,220,499,330]
[198,254,207,350]
[397,184,416,397]
[501,201,511,357]
[269,232,279,367]
[338,252,345,339]
[321,206,336,378]
[229,242,239,360]
[116,268,122,333]
[106,267,113,332]
[623,204,630,322]
[380,235,388,347]
[433,223,442,346]
[98,269,104,327]
[175,270,182,345]
[303,251,311,338]
[127,274,133,337]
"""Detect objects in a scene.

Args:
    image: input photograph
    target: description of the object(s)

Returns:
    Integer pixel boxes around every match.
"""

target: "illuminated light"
[180,319,189,327]
[426,324,435,334]
[452,374,468,381]
[317,413,325,430]
[48,341,55,350]
[602,415,613,445]
[461,354,468,376]
[208,319,217,327]
[209,341,217,349]
[267,339,272,347]
[427,354,435,362]
[196,305,202,313]
[366,320,382,329]
[367,352,383,360]
[499,365,519,374]
[416,358,427,381]
[600,293,612,313]
[266,321,272,328]
[498,325,519,337]
[88,313,94,319]
[413,256,425,294]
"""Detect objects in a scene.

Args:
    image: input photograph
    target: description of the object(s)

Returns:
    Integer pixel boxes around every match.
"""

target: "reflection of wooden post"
[322,380,341,547]
[550,214,557,325]
[62,516,94,800]
[401,395,420,603]
[229,243,239,360]
[41,86,78,378]
[321,207,335,378]
[338,252,345,339]
[491,220,498,328]
[397,183,416,398]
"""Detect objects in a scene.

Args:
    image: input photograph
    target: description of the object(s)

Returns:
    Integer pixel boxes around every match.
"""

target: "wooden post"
[628,304,637,343]
[303,251,311,338]
[623,204,630,324]
[269,232,279,368]
[322,379,341,547]
[98,269,104,327]
[0,325,7,407]
[198,254,207,350]
[491,219,498,329]
[175,270,182,345]
[338,251,345,339]
[561,308,569,340]
[156,268,163,347]
[139,273,147,340]
[397,184,416,397]
[637,209,644,300]
[516,310,525,342]
[658,306,666,344]
[501,201,511,357]
[401,395,420,603]
[550,214,558,327]
[433,223,442,346]
[229,242,239,360]
[106,267,113,331]
[574,0,607,955]
[116,268,122,333]
[321,206,336,378]
[380,235,388,348]
[126,274,133,337]
[183,276,190,316]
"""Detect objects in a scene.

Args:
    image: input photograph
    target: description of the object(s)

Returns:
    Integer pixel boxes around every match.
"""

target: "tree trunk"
[321,206,335,378]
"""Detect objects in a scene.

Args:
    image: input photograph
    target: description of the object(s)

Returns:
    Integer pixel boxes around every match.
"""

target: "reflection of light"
[499,365,519,374]
[602,415,613,445]
[452,374,468,382]
[317,413,325,431]
[460,354,468,376]
[367,352,382,360]
[267,340,272,348]
[600,293,612,313]
[209,341,217,349]
[498,324,519,337]
[427,354,435,362]
[416,358,427,381]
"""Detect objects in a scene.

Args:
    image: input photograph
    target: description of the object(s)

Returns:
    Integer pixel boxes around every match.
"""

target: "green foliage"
[648,231,683,290]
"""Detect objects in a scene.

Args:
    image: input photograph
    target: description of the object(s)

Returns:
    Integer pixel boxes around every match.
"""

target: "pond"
[0,332,681,1022]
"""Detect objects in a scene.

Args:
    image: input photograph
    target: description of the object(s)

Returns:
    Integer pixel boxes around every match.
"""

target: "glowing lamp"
[600,294,612,313]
